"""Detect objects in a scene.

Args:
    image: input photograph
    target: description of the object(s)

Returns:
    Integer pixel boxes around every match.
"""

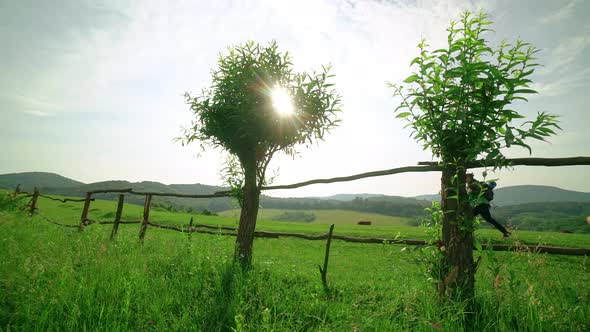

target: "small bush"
[272,211,316,222]
[405,218,422,227]
[101,211,116,219]
[201,209,218,216]
[0,192,27,212]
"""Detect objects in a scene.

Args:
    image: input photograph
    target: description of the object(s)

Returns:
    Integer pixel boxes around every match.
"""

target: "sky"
[1,0,589,197]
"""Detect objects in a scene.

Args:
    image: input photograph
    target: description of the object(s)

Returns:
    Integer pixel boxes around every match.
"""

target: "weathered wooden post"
[319,224,335,291]
[110,194,125,240]
[188,216,194,240]
[78,192,93,231]
[138,194,152,243]
[29,187,39,215]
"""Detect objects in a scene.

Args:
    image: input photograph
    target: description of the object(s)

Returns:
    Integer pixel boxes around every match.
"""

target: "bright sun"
[271,86,294,116]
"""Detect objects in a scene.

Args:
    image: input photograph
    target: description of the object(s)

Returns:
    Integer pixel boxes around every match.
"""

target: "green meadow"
[0,193,589,330]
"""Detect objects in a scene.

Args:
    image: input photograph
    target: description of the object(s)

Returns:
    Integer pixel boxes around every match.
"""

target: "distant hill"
[414,185,590,206]
[493,185,590,206]
[0,172,84,191]
[414,193,440,202]
[313,193,425,205]
[493,201,590,233]
[0,173,227,196]
[0,172,233,212]
[314,193,389,201]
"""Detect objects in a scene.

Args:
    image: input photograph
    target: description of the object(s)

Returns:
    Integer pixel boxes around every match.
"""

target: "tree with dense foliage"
[391,11,559,301]
[180,41,341,267]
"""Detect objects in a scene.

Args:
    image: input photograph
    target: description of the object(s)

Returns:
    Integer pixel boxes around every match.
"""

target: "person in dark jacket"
[466,173,511,238]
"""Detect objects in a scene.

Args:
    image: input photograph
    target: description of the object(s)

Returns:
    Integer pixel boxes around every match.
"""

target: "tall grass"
[1,207,589,331]
[0,192,28,212]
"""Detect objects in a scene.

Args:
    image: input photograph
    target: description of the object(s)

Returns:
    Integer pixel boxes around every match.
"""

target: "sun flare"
[271,86,294,116]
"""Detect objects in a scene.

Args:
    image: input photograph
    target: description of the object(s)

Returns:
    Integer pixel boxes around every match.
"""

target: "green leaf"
[474,238,483,252]
[513,89,537,94]
[403,74,420,83]
[395,112,412,119]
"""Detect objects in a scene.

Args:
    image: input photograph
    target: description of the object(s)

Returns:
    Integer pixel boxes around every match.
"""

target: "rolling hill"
[0,172,84,190]
[313,193,389,201]
[0,172,233,212]
[414,185,590,206]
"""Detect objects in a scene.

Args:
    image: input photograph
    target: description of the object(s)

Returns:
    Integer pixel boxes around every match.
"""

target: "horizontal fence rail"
[249,156,590,192]
[418,156,590,168]
[257,165,441,191]
[35,214,590,256]
[38,194,96,203]
[87,188,231,198]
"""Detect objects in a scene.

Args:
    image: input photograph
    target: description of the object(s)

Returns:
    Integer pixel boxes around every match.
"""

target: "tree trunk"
[440,164,475,301]
[235,157,261,268]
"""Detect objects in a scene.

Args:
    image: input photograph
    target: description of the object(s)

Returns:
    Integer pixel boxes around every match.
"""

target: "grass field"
[1,193,590,330]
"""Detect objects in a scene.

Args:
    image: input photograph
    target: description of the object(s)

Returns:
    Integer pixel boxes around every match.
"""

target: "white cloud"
[21,110,53,117]
[533,34,590,97]
[1,0,589,195]
[546,35,590,72]
[0,93,61,114]
[532,67,590,97]
[539,0,579,24]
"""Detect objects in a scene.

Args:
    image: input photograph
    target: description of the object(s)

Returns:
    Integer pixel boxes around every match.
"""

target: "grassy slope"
[1,208,589,331]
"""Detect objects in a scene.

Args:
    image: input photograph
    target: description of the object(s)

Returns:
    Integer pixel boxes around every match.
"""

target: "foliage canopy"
[181,40,341,186]
[391,11,559,165]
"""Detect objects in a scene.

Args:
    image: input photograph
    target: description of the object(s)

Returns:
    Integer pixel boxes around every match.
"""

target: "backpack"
[482,181,496,201]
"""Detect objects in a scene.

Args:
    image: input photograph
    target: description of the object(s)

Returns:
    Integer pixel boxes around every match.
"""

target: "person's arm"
[468,181,480,195]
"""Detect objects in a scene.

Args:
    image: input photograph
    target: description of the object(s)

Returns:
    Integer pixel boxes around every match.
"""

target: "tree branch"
[260,156,590,191]
[262,165,441,190]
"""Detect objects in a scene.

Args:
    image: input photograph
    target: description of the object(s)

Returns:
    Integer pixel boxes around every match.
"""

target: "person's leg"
[473,205,482,217]
[476,205,509,235]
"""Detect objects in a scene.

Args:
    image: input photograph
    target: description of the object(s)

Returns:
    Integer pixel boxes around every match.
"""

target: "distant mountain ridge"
[0,173,226,194]
[311,193,422,204]
[414,185,590,206]
[1,172,589,210]
[0,172,84,190]
[0,172,232,212]
[313,193,388,201]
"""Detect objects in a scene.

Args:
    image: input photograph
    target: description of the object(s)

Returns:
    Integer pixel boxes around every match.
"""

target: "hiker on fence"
[466,173,511,238]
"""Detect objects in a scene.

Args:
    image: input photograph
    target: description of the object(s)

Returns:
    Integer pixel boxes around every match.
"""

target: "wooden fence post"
[188,216,194,240]
[138,194,152,243]
[78,192,93,231]
[319,224,335,291]
[110,194,125,240]
[29,187,39,215]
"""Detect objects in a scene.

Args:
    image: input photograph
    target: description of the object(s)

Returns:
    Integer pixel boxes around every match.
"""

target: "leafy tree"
[391,11,559,301]
[181,41,341,267]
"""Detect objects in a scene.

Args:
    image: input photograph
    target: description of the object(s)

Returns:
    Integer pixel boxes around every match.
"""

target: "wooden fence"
[16,182,590,256]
